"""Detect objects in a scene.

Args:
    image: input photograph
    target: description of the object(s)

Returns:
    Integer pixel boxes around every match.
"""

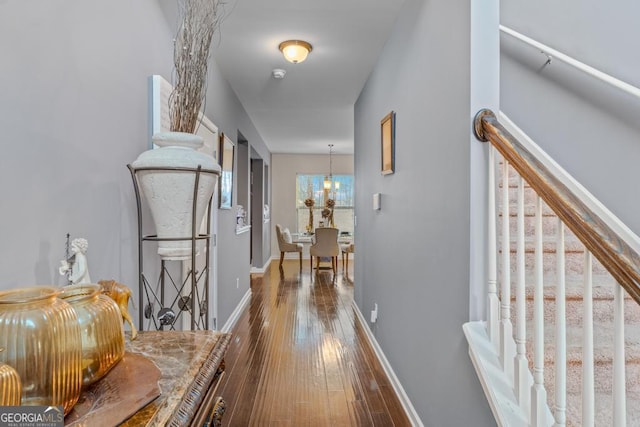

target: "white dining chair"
[309,227,339,274]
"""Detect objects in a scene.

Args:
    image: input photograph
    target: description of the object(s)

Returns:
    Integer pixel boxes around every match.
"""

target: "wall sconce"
[279,40,312,64]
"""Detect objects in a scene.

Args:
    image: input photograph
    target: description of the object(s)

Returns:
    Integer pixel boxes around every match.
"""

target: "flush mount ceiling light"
[279,40,312,64]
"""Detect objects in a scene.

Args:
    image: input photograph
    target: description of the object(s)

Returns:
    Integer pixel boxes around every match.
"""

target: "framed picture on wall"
[219,132,235,209]
[381,111,396,175]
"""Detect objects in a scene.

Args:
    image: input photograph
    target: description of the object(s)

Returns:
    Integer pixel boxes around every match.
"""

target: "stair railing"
[469,108,640,426]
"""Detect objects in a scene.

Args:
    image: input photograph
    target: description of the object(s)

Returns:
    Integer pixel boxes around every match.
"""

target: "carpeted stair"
[497,164,640,426]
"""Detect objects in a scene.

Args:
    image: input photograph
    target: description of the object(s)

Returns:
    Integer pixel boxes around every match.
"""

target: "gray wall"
[203,59,271,328]
[0,0,270,330]
[501,1,640,235]
[353,0,494,424]
[0,0,173,290]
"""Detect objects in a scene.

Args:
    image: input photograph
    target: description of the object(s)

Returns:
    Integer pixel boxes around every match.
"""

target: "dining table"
[292,232,353,244]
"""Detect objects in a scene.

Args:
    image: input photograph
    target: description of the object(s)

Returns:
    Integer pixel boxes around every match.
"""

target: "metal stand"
[127,164,219,331]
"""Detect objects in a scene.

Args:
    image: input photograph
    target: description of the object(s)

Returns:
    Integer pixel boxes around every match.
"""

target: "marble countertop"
[66,330,231,426]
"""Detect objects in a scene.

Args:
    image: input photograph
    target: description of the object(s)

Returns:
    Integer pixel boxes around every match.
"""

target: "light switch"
[373,193,381,210]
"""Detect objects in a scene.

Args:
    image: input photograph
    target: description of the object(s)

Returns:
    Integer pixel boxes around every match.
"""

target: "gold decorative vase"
[0,354,21,405]
[0,286,82,414]
[61,284,125,387]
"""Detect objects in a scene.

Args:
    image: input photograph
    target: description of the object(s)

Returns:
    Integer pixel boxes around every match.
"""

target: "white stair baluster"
[613,282,626,427]
[514,175,530,412]
[500,160,515,380]
[531,195,547,426]
[555,220,567,426]
[487,146,500,349]
[583,252,594,427]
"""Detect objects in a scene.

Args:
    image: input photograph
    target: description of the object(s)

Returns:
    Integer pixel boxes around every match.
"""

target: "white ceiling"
[211,0,406,155]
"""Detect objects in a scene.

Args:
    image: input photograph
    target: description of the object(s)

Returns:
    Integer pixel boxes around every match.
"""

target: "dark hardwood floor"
[218,259,412,426]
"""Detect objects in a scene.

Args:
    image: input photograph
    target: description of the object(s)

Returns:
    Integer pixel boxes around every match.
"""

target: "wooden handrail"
[474,109,640,305]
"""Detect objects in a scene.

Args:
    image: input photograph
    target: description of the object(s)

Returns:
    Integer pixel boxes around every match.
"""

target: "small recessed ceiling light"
[278,40,312,64]
[272,68,286,79]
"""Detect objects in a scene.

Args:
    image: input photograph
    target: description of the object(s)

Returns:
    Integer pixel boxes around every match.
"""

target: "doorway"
[250,149,264,268]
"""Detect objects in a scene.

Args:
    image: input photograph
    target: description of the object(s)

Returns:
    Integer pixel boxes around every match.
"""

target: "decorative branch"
[169,0,223,133]
[325,199,335,227]
[305,198,315,233]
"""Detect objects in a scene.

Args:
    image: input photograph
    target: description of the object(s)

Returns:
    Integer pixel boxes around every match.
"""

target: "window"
[296,174,354,234]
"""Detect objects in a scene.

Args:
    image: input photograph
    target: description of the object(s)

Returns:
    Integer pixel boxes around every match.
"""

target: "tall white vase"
[131,132,220,260]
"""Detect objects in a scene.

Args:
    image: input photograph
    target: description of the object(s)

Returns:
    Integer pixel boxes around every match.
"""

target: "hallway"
[219,260,411,426]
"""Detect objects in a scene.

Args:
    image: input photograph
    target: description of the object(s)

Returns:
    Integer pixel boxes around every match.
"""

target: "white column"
[500,160,515,379]
[613,283,626,427]
[469,0,499,321]
[514,176,530,412]
[531,196,547,426]
[582,252,595,427]
[487,146,500,349]
[554,220,566,426]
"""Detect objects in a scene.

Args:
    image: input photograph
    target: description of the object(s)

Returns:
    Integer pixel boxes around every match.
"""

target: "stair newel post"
[613,282,627,427]
[555,219,567,426]
[487,146,500,350]
[514,175,530,412]
[531,195,547,426]
[500,160,515,380]
[582,252,595,426]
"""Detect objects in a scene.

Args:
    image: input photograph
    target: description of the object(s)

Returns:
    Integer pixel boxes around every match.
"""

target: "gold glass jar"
[0,286,82,414]
[0,350,21,406]
[61,284,125,387]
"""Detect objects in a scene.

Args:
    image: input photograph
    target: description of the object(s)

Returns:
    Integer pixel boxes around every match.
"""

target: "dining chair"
[309,227,339,274]
[341,242,355,272]
[275,224,303,270]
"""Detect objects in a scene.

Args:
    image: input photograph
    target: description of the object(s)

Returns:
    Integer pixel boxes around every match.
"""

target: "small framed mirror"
[218,132,235,209]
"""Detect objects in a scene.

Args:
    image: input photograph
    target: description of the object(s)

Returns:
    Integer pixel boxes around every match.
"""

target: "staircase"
[499,163,640,426]
[464,110,640,426]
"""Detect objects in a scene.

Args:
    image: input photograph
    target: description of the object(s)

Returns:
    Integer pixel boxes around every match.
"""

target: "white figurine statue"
[59,238,92,285]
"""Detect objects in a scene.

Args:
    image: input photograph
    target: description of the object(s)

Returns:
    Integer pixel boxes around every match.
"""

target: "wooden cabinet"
[67,330,230,426]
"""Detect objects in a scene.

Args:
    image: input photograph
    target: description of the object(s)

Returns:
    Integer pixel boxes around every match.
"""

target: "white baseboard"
[221,288,251,333]
[250,258,272,274]
[352,301,424,427]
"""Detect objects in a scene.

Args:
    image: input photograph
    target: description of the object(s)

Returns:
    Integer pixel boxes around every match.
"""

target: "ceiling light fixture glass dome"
[279,40,312,64]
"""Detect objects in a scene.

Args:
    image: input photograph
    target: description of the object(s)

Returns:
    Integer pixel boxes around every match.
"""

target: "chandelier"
[324,144,334,191]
